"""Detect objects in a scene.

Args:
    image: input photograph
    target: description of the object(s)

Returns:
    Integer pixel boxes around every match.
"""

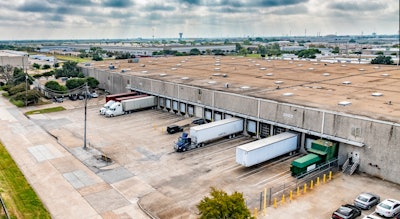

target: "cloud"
[270,5,308,15]
[142,3,176,12]
[17,1,53,12]
[328,1,387,11]
[102,0,134,8]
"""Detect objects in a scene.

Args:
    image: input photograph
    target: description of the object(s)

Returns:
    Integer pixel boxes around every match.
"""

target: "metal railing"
[261,159,339,207]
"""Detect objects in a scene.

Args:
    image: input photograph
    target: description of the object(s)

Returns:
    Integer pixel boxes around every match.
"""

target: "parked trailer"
[105,91,137,103]
[105,96,156,117]
[174,117,243,152]
[236,132,299,167]
[99,94,147,115]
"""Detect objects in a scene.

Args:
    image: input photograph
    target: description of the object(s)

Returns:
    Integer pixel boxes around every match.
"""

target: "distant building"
[0,50,29,70]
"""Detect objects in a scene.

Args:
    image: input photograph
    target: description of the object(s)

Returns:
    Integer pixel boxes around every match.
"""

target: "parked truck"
[105,96,156,117]
[99,95,147,115]
[236,132,299,167]
[105,91,137,103]
[174,117,243,152]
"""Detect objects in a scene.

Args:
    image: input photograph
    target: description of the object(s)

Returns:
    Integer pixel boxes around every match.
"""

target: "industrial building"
[80,56,400,184]
[0,50,29,70]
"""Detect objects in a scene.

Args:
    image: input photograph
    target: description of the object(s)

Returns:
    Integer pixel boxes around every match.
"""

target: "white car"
[91,92,99,98]
[362,211,382,219]
[375,199,400,218]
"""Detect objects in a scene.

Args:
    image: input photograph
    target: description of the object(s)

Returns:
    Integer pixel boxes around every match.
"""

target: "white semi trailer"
[174,117,243,152]
[105,96,156,117]
[236,132,299,167]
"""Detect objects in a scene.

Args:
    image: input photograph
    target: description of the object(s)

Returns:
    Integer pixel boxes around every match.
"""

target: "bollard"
[254,208,258,218]
[323,174,326,183]
[316,177,320,186]
[263,188,267,215]
[274,198,277,208]
[329,171,332,180]
[281,194,285,204]
[290,191,293,201]
[161,127,164,133]
[297,186,300,196]
[303,183,307,194]
[310,180,314,189]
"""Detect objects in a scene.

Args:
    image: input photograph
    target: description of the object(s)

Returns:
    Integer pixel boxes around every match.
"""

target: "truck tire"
[182,147,186,152]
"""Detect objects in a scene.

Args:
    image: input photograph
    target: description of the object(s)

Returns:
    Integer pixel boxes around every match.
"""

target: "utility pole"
[83,82,88,150]
[23,55,28,107]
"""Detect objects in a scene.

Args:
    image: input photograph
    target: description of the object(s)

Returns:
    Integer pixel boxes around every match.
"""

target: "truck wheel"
[182,148,186,152]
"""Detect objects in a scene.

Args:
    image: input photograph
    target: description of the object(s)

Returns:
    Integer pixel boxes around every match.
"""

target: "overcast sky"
[1,0,399,40]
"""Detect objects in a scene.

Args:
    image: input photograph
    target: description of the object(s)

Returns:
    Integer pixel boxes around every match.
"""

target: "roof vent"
[374,66,380,69]
[176,63,182,66]
[308,68,314,70]
[322,73,330,76]
[215,63,220,66]
[289,61,293,64]
[265,73,274,76]
[213,73,221,76]
[255,63,260,66]
[359,68,365,71]
[240,86,250,89]
[171,68,177,70]
[181,60,186,63]
[208,81,217,84]
[341,64,347,67]
[338,101,352,106]
[214,68,220,71]
[181,77,189,80]
[381,73,390,77]
[371,92,383,97]
[313,63,319,65]
[159,73,167,77]
[259,67,266,70]
[342,81,351,85]
[275,81,283,84]
[283,93,294,96]
[297,64,303,67]
[142,70,148,74]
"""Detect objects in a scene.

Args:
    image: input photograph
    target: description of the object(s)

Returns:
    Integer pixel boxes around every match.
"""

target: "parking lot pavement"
[3,96,400,219]
[259,172,400,219]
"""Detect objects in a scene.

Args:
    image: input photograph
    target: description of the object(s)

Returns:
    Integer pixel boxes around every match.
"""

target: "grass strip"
[25,106,66,115]
[0,142,51,219]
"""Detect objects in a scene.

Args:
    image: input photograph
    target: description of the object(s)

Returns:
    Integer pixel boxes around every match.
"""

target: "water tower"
[179,32,183,40]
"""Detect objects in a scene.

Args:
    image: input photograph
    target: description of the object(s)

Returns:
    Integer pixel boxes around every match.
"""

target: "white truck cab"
[100,100,115,115]
[105,102,124,117]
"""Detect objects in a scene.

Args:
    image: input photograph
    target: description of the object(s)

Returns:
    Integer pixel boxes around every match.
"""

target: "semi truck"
[174,117,243,152]
[236,132,299,167]
[99,94,147,115]
[105,96,156,117]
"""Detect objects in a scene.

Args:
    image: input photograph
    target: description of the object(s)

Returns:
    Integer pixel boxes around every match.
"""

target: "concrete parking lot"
[1,96,399,218]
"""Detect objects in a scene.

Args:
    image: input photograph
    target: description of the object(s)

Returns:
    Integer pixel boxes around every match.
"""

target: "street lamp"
[83,82,89,150]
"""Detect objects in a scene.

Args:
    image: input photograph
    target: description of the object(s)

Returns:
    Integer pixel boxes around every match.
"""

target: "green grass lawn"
[0,142,51,219]
[25,106,66,115]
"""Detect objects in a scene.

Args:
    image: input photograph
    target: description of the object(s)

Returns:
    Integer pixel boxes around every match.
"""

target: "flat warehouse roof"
[87,56,400,123]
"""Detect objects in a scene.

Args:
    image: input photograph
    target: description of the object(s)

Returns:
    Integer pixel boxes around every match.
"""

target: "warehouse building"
[80,56,400,184]
[0,50,29,70]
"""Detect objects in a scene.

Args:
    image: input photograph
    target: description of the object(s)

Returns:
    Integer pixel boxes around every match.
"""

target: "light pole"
[83,82,89,150]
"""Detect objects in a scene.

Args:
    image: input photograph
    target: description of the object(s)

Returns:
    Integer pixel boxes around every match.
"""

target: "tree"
[197,187,253,219]
[33,63,41,69]
[12,89,41,106]
[45,81,67,93]
[332,47,340,54]
[0,64,14,84]
[235,43,242,52]
[371,55,394,65]
[65,78,86,90]
[43,64,51,69]
[86,77,99,89]
[189,48,201,55]
[55,61,79,78]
